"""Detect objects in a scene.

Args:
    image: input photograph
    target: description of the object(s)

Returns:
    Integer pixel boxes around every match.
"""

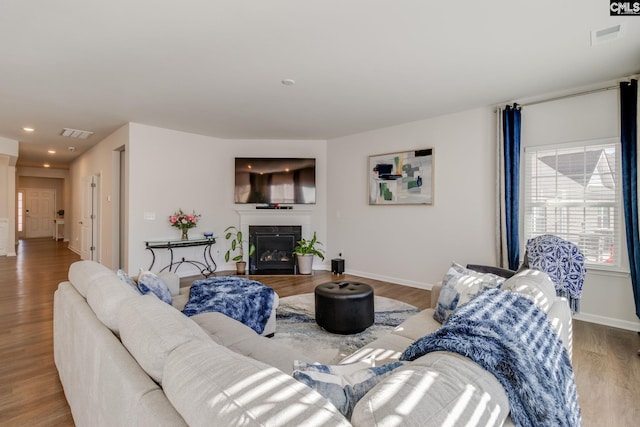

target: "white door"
[80,175,100,261]
[25,188,55,238]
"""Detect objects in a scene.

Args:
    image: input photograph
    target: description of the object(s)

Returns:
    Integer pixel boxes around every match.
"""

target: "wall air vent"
[591,24,623,46]
[61,128,94,139]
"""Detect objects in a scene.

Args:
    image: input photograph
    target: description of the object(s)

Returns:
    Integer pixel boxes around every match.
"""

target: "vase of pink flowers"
[169,209,201,240]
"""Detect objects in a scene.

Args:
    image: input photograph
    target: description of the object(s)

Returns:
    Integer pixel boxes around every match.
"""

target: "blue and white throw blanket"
[526,234,586,312]
[182,277,274,335]
[401,288,581,427]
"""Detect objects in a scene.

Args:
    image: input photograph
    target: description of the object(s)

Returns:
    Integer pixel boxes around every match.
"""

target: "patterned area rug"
[271,293,420,364]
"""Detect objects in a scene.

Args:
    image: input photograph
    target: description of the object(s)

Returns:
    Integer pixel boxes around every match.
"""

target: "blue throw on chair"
[525,234,586,312]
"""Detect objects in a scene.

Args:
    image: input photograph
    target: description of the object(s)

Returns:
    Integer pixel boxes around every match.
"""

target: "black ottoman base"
[315,281,374,334]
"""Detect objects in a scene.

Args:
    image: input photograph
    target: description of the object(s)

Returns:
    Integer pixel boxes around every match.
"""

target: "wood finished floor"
[1,238,639,426]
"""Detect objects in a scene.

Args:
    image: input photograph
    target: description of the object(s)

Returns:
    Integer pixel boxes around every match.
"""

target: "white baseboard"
[344,268,434,291]
[573,312,640,332]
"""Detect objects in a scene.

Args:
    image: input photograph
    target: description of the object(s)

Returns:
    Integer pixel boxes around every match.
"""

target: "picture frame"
[368,148,433,205]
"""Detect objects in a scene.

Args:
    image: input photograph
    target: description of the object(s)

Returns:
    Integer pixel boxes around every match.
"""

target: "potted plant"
[293,232,325,275]
[224,226,255,275]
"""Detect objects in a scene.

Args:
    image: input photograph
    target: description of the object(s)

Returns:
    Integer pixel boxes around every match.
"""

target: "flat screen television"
[234,157,316,204]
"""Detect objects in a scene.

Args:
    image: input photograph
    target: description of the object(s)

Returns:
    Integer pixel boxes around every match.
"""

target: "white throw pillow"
[433,262,505,323]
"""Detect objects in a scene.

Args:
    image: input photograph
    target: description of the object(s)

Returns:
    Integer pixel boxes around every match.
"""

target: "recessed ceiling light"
[281,79,296,86]
[22,127,35,132]
[43,163,50,168]
[48,150,56,154]
[61,128,94,139]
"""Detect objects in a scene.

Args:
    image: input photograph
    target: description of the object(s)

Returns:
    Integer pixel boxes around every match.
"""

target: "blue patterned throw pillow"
[137,270,172,304]
[433,262,505,323]
[292,360,405,419]
[116,269,141,294]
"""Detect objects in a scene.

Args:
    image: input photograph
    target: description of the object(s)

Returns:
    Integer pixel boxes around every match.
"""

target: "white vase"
[296,254,314,275]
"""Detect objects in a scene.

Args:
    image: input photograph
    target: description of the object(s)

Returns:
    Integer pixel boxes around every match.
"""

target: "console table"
[145,237,217,277]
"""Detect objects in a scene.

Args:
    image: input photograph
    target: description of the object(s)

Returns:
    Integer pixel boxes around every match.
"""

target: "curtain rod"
[519,84,619,108]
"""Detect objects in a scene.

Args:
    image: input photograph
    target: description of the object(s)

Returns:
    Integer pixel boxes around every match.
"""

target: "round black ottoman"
[314,281,374,334]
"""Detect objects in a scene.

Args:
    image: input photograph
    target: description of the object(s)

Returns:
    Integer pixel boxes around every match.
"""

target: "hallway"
[0,238,77,426]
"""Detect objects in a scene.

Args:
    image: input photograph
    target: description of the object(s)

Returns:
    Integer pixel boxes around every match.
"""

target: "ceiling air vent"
[61,128,94,139]
[591,24,623,46]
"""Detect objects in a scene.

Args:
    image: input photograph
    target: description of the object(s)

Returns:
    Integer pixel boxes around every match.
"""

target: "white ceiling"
[1,0,639,169]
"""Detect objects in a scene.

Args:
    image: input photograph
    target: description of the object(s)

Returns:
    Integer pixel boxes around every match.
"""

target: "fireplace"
[249,225,302,274]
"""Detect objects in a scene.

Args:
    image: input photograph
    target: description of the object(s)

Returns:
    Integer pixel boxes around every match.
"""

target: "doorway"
[24,188,55,238]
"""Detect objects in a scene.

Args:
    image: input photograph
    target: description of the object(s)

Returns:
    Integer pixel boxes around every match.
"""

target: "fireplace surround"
[248,225,302,274]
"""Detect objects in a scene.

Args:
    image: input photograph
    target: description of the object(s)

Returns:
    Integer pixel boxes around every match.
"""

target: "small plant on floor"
[293,232,325,260]
[293,232,325,275]
[224,226,255,274]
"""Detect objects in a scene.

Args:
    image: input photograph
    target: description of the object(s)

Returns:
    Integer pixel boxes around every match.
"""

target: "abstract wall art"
[369,148,433,205]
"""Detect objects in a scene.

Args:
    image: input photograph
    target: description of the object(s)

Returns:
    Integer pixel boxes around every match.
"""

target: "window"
[17,191,23,232]
[524,139,621,267]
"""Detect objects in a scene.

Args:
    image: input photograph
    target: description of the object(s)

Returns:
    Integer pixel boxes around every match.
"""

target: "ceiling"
[1,1,639,169]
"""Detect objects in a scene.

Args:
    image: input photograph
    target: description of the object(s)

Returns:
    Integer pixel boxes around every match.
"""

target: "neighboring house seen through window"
[523,138,621,268]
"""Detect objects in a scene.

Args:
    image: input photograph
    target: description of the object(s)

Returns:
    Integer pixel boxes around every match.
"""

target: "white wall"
[69,124,130,268]
[521,86,640,331]
[127,123,328,276]
[69,81,639,331]
[327,107,497,289]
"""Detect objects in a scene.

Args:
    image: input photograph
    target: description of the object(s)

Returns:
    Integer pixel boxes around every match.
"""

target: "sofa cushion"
[192,311,306,373]
[341,333,415,365]
[433,262,505,323]
[171,287,190,311]
[138,270,172,304]
[68,260,115,298]
[501,269,556,313]
[390,308,442,341]
[351,351,509,427]
[191,311,259,346]
[54,282,188,427]
[162,340,350,427]
[86,274,140,334]
[118,295,210,384]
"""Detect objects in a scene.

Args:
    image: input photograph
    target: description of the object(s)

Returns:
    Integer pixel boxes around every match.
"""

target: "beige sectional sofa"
[54,260,573,426]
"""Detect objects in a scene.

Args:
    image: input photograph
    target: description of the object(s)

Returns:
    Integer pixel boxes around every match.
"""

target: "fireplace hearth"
[249,225,302,274]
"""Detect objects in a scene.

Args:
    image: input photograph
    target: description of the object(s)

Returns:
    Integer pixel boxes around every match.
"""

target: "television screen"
[235,158,316,204]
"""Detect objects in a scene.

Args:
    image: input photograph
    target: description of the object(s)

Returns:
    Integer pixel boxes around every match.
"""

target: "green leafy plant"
[224,226,255,262]
[293,232,325,260]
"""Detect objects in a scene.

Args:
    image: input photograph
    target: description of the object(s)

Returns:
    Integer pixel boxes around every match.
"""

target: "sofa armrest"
[158,272,180,296]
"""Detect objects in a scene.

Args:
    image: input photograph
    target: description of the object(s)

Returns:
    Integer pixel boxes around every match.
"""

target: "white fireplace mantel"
[236,209,313,240]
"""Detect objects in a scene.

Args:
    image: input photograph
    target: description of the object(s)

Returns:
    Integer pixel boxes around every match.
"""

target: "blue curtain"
[620,79,639,319]
[503,104,521,271]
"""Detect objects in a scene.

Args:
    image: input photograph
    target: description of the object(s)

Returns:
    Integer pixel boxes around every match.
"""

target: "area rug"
[271,293,420,364]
